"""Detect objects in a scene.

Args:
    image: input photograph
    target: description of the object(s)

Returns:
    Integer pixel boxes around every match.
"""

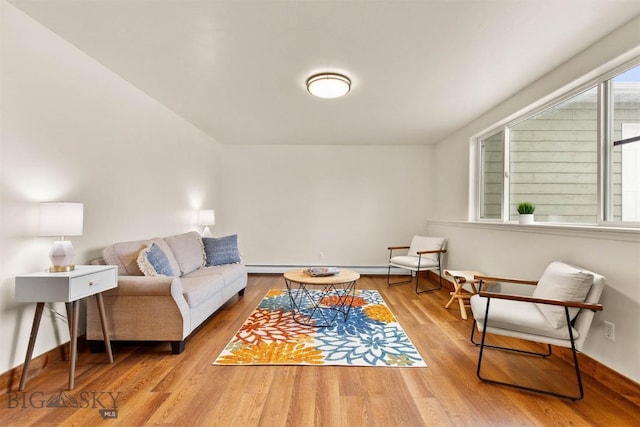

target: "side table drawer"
[16,265,118,303]
[70,269,116,300]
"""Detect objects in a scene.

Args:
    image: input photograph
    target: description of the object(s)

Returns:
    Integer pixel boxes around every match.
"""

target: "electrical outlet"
[604,321,615,342]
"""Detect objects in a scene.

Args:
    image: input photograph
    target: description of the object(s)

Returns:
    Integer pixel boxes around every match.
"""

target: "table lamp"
[38,202,84,272]
[197,209,215,238]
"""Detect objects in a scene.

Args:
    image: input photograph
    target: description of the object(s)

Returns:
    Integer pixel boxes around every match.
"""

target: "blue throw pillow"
[137,243,177,276]
[203,235,241,266]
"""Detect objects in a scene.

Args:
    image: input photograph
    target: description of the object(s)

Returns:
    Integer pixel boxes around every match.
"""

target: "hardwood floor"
[2,274,639,426]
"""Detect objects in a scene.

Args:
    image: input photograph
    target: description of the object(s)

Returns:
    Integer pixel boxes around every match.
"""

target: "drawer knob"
[89,282,94,286]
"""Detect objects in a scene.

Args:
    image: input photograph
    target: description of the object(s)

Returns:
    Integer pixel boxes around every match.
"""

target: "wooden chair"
[387,236,447,294]
[469,261,604,400]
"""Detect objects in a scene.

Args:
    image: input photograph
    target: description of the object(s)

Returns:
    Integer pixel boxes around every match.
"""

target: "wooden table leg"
[444,273,460,310]
[64,303,78,363]
[444,271,484,320]
[445,288,458,309]
[457,295,469,320]
[95,293,114,364]
[19,302,44,391]
[68,300,79,390]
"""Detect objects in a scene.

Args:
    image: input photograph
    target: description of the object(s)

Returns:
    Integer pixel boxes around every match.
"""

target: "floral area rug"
[212,289,426,367]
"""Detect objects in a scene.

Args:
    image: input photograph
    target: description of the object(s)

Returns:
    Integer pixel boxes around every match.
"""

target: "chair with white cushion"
[469,261,604,400]
[387,236,447,294]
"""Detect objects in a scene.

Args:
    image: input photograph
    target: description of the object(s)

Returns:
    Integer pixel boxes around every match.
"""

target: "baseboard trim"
[555,347,640,408]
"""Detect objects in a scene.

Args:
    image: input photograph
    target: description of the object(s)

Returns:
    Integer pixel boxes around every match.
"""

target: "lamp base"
[202,226,213,238]
[49,240,76,273]
[48,265,75,273]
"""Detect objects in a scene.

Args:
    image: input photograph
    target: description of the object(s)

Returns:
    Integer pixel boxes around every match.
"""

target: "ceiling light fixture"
[306,73,351,99]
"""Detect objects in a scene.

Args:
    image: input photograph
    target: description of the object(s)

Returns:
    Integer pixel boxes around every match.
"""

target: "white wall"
[218,144,434,269]
[430,16,640,382]
[0,3,221,374]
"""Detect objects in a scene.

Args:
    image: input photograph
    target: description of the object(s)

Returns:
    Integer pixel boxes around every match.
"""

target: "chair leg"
[415,258,444,294]
[415,271,441,293]
[387,264,413,286]
[475,301,585,401]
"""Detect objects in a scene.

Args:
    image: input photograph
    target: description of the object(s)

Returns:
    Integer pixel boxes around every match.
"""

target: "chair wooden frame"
[387,245,447,294]
[470,274,603,401]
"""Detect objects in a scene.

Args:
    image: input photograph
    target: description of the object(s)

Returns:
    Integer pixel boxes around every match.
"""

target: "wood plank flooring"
[2,274,639,426]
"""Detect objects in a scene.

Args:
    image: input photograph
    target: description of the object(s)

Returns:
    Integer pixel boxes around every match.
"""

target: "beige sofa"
[86,231,247,354]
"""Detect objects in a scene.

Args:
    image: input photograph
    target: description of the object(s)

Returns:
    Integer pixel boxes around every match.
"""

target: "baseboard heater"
[246,265,410,275]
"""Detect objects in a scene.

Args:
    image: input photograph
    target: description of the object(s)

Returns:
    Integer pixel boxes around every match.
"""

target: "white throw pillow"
[164,232,206,276]
[532,262,594,328]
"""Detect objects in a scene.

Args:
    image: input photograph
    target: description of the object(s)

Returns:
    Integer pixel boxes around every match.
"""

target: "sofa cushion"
[390,255,439,269]
[137,243,178,277]
[181,275,224,308]
[103,238,180,276]
[203,235,241,266]
[186,263,246,286]
[164,232,206,276]
[532,262,594,328]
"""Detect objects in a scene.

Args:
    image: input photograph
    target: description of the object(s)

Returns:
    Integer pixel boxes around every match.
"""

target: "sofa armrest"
[103,275,183,297]
[87,275,191,342]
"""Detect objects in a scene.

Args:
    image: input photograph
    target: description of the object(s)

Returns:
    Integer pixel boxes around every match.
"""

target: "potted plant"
[517,202,535,224]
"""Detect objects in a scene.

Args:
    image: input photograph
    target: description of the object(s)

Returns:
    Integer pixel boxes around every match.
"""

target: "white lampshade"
[39,202,83,272]
[306,73,351,99]
[197,209,215,226]
[39,202,84,237]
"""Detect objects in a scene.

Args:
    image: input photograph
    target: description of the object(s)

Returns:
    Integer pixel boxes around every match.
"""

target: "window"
[610,66,640,222]
[478,61,640,226]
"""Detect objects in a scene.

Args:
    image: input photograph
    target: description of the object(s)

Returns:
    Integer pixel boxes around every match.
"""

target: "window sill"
[427,220,640,243]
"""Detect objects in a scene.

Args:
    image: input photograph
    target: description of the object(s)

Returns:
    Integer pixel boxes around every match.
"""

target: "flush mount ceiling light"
[306,73,351,98]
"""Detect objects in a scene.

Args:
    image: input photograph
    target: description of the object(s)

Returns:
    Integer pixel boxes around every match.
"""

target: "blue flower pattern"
[255,289,425,367]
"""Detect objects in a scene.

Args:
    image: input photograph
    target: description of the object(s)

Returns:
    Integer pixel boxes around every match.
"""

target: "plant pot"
[519,214,534,224]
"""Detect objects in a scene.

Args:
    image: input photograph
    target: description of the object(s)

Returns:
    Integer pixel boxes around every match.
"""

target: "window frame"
[474,57,640,228]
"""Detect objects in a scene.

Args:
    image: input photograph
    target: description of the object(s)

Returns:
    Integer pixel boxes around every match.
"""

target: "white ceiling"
[9,1,640,145]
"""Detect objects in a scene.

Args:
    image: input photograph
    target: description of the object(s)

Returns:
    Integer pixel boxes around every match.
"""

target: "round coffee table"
[283,269,360,327]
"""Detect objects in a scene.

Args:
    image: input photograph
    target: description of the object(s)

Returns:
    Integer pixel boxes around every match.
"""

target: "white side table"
[15,265,117,390]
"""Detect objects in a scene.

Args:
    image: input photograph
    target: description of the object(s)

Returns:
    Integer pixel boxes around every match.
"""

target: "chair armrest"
[388,245,410,250]
[104,275,183,297]
[478,291,603,311]
[475,275,537,286]
[417,249,447,255]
